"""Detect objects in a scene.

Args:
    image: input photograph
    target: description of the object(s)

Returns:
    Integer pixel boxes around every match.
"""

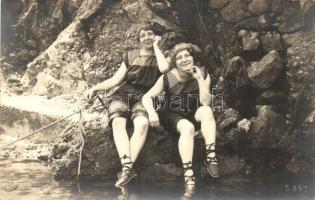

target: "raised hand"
[189,66,203,79]
[153,35,161,47]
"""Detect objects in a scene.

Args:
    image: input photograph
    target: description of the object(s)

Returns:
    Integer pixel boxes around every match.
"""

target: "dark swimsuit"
[159,66,208,133]
[108,49,161,126]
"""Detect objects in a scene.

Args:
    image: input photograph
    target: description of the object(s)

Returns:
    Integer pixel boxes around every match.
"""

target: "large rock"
[260,31,283,52]
[248,0,272,15]
[238,30,260,51]
[248,106,289,149]
[247,50,283,89]
[221,0,251,23]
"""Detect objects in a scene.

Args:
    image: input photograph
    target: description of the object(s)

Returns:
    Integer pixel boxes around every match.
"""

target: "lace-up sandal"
[204,143,220,178]
[183,161,196,188]
[115,155,138,186]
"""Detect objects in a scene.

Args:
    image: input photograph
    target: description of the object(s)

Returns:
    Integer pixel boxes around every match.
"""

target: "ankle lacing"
[120,155,133,173]
[182,161,195,185]
[205,143,218,164]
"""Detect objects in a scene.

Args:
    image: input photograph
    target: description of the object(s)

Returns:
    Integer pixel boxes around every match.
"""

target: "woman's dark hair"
[136,22,165,41]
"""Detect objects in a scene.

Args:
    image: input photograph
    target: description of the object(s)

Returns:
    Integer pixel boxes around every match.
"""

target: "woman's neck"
[177,69,192,81]
[140,48,154,56]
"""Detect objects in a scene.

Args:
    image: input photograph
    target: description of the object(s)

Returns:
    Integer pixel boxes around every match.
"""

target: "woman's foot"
[204,143,220,178]
[183,161,196,188]
[115,169,137,186]
[115,155,138,186]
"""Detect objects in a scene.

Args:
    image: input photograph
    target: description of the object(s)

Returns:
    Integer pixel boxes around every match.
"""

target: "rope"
[0,110,79,150]
[0,95,103,179]
[77,108,86,179]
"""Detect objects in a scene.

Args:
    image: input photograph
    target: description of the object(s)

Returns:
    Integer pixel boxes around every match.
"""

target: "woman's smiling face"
[139,29,155,49]
[175,49,194,72]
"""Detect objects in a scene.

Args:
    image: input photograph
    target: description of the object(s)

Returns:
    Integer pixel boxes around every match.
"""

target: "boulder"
[247,106,288,149]
[238,30,260,51]
[221,0,251,23]
[248,0,272,15]
[247,50,283,89]
[260,31,283,52]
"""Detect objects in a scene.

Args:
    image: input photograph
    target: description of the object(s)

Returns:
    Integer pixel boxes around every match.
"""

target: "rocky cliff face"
[1,0,314,182]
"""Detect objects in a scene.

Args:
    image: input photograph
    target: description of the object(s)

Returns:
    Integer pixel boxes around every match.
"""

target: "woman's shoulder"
[168,68,178,75]
[127,49,140,59]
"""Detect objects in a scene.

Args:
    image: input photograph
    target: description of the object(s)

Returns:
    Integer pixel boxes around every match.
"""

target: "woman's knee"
[112,117,127,132]
[195,106,214,122]
[133,116,149,131]
[177,119,195,137]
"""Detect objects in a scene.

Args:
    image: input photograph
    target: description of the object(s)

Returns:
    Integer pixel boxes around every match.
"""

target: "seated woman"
[142,43,219,187]
[85,24,169,186]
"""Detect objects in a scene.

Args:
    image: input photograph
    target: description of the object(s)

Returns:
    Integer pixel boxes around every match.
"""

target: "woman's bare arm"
[153,36,170,73]
[142,75,165,127]
[86,62,127,99]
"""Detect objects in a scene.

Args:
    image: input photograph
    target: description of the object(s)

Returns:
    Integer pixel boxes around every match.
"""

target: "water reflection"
[0,159,314,200]
[115,185,142,200]
[116,186,129,200]
[181,185,195,200]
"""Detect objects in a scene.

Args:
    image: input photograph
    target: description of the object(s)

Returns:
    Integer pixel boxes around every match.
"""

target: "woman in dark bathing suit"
[85,24,169,186]
[142,42,219,187]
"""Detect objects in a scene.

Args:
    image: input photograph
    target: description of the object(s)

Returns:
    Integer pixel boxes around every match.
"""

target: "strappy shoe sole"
[115,155,137,186]
[115,171,138,186]
[204,160,219,178]
[205,143,220,178]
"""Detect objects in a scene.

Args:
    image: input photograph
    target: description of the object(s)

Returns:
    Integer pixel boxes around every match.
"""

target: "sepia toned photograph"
[0,0,314,199]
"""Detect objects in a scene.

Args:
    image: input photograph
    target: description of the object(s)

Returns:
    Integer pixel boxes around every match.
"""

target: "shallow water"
[0,159,314,200]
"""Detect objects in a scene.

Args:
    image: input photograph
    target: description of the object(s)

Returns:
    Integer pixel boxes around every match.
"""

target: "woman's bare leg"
[195,106,216,157]
[177,119,195,185]
[129,116,149,163]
